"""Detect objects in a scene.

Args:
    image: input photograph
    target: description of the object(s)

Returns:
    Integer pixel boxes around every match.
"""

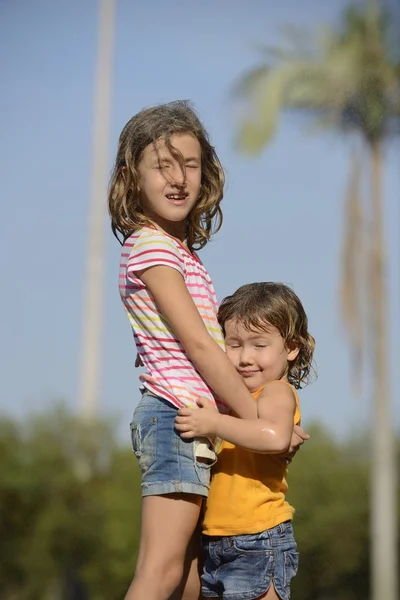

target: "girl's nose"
[171,164,186,186]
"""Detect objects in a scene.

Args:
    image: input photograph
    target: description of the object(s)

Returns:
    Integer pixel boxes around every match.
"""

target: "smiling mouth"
[239,370,260,376]
[166,193,188,204]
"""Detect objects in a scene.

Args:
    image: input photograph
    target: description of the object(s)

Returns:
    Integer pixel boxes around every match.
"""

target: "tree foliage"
[234,3,400,154]
[0,407,398,600]
[0,406,141,600]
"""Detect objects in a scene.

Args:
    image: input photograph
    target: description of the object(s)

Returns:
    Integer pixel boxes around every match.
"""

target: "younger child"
[175,282,315,600]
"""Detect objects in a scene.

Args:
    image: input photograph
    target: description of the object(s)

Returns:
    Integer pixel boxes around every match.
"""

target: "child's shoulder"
[124,226,180,251]
[256,380,297,404]
[122,227,187,275]
[257,380,300,424]
[125,225,168,242]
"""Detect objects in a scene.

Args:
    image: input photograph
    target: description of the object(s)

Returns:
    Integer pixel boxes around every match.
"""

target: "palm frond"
[232,65,270,99]
[248,40,295,62]
[235,62,304,154]
[279,24,316,57]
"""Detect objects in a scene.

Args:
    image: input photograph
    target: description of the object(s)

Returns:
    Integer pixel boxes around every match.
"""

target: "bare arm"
[175,381,296,453]
[280,424,310,464]
[138,265,257,419]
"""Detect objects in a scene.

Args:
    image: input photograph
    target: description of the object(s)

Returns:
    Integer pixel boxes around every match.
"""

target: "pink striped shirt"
[119,226,225,409]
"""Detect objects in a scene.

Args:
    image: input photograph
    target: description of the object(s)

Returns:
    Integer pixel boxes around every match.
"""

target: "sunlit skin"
[138,133,202,242]
[225,320,296,393]
[175,320,300,452]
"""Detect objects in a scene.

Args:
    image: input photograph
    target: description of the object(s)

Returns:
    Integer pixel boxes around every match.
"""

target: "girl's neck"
[150,218,188,246]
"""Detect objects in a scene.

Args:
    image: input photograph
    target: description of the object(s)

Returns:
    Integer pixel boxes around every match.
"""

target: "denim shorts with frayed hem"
[130,393,215,497]
[201,521,299,600]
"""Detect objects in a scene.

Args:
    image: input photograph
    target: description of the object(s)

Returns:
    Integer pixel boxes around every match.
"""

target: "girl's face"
[224,319,299,393]
[137,133,202,240]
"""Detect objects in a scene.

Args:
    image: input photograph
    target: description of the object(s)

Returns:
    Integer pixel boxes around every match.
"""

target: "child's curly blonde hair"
[108,100,224,250]
[218,282,316,389]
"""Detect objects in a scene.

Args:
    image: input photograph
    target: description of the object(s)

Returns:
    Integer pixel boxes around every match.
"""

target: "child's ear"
[287,341,300,362]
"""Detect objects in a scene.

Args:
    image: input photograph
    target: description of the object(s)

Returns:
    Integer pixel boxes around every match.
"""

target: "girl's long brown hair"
[108,100,224,250]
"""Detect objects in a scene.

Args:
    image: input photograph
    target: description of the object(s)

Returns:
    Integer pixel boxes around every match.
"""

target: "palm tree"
[234,3,399,599]
[79,0,116,420]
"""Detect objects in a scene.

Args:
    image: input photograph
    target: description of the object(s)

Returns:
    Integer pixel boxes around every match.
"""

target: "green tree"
[1,408,399,599]
[234,4,400,598]
[288,425,370,600]
[0,406,141,600]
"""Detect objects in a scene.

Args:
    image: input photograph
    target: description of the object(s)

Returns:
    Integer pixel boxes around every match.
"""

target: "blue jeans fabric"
[201,521,299,600]
[130,393,213,497]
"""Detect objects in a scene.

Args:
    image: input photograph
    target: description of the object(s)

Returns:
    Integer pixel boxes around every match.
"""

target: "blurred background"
[0,0,399,598]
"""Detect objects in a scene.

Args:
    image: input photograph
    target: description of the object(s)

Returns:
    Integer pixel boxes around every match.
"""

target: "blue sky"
[1,0,399,440]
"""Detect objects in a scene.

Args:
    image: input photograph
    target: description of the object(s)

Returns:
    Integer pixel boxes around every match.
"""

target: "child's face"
[138,133,202,234]
[224,319,299,393]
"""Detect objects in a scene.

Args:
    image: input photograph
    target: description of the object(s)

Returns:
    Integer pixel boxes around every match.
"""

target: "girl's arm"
[175,381,296,453]
[138,265,257,419]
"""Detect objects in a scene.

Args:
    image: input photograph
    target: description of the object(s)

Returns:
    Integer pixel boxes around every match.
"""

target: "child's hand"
[175,397,219,438]
[280,424,310,464]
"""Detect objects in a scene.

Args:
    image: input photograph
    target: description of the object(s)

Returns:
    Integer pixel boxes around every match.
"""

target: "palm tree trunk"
[369,141,398,600]
[79,0,116,420]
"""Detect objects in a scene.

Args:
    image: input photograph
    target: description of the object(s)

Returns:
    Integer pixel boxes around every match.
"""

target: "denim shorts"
[130,393,215,497]
[201,521,298,600]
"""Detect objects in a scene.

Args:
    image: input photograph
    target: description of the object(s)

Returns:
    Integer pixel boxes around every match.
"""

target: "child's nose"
[239,348,254,365]
[171,165,186,186]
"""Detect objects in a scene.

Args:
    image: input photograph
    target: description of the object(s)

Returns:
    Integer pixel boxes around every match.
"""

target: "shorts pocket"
[130,415,157,473]
[194,439,217,468]
[284,549,299,590]
[232,533,272,556]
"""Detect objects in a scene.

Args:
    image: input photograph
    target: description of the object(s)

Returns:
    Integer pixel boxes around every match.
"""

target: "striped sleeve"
[127,231,184,278]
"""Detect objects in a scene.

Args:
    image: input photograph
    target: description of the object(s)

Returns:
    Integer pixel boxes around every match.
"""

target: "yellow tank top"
[203,382,301,536]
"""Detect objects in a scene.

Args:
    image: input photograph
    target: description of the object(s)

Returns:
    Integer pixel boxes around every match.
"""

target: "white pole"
[79,0,116,419]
